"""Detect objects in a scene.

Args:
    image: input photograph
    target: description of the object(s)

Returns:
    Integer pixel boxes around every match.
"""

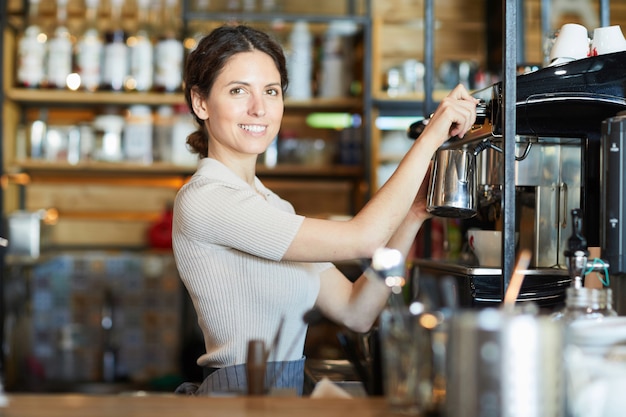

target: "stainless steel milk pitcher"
[427,146,478,219]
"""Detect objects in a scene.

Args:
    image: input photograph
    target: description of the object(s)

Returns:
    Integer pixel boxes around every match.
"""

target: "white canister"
[286,21,313,100]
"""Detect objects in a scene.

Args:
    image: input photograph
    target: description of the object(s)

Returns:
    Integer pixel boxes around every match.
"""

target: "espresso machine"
[411,51,626,311]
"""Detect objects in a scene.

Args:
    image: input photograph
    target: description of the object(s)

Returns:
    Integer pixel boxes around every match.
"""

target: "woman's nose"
[248,95,266,117]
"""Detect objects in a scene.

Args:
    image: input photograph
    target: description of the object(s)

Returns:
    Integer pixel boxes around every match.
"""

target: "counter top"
[2,394,393,417]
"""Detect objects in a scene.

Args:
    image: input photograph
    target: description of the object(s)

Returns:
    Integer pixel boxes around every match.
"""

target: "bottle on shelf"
[318,20,358,99]
[286,20,313,100]
[74,0,103,92]
[16,0,47,88]
[260,0,281,13]
[127,0,154,92]
[183,0,211,56]
[101,0,129,91]
[154,0,184,93]
[46,0,73,89]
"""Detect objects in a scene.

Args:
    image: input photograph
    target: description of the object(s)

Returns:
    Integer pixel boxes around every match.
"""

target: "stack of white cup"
[549,23,626,66]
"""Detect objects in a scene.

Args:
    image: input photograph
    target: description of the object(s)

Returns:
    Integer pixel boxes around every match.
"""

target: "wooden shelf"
[9,159,195,175]
[6,88,185,106]
[372,90,450,102]
[6,88,363,110]
[9,159,363,179]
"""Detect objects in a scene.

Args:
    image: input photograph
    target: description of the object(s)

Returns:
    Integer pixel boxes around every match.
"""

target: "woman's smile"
[239,124,267,134]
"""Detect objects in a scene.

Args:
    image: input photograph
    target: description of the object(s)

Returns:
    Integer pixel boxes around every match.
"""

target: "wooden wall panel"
[18,177,355,246]
[18,181,179,248]
[263,179,355,218]
[25,183,178,215]
[373,0,626,97]
[372,0,487,98]
[46,219,153,247]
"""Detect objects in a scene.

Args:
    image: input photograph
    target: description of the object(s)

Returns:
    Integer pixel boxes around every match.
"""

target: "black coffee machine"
[410,51,626,310]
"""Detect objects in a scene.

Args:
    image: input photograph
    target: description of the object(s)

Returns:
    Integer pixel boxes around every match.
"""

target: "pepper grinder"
[564,208,589,289]
[246,340,267,395]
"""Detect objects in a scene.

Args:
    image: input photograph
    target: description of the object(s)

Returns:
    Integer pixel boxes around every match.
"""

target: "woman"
[172,24,478,395]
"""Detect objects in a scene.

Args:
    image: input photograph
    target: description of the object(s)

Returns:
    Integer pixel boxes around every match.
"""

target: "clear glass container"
[16,0,46,88]
[551,287,617,324]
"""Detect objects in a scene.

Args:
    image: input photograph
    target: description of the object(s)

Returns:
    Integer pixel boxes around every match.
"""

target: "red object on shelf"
[148,206,173,249]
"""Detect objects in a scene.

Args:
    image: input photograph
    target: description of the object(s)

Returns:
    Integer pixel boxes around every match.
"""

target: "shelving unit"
[6,88,364,108]
[1,0,372,248]
[0,2,373,388]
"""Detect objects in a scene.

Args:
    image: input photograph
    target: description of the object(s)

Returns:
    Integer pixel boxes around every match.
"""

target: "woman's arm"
[310,85,479,332]
[283,84,479,263]
[313,167,431,332]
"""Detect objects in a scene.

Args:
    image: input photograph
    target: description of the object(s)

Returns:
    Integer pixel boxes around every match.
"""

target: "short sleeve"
[174,177,304,261]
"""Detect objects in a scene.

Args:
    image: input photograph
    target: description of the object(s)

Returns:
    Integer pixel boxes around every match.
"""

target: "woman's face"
[195,50,284,160]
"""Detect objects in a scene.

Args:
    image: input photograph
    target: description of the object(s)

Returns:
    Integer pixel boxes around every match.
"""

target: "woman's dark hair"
[183,24,289,157]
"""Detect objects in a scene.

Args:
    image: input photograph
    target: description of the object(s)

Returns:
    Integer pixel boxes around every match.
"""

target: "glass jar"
[123,105,153,164]
[92,113,125,162]
[551,287,617,324]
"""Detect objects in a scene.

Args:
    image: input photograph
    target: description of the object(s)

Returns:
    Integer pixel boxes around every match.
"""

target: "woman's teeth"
[240,124,266,133]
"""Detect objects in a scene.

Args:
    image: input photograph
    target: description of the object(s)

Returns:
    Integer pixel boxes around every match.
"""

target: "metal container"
[427,147,477,219]
[445,308,566,417]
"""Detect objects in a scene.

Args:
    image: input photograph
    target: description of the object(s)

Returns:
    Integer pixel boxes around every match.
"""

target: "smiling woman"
[172,24,478,396]
[174,25,316,396]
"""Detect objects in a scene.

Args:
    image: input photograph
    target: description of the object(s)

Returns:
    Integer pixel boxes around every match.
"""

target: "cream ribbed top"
[173,158,329,367]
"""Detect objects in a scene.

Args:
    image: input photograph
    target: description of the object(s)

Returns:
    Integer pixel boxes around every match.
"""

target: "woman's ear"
[191,87,209,120]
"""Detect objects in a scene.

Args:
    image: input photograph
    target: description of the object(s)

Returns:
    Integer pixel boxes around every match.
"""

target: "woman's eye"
[230,87,244,95]
[266,88,279,96]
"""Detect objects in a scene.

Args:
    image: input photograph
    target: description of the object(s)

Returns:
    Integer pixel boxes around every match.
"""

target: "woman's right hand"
[422,84,480,146]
